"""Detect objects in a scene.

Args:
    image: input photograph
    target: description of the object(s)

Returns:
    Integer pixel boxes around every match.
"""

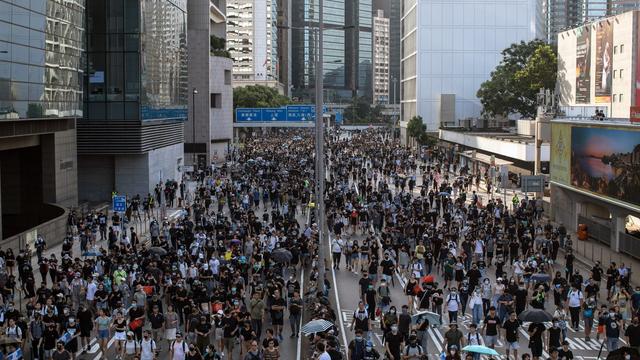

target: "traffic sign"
[286,105,316,121]
[112,195,127,212]
[521,175,546,193]
[263,108,287,121]
[236,108,263,121]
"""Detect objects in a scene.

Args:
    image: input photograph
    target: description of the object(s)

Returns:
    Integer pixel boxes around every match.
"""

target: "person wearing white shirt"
[331,237,344,270]
[446,288,462,323]
[86,279,98,303]
[567,285,584,330]
[317,342,331,360]
[140,330,157,360]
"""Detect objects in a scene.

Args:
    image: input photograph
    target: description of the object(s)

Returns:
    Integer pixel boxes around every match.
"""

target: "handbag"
[129,318,143,331]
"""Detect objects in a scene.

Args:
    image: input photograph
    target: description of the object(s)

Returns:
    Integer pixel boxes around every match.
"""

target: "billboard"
[550,122,571,185]
[575,27,591,104]
[595,20,613,103]
[570,126,640,207]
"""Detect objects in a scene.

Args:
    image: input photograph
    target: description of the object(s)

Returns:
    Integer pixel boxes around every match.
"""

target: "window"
[620,44,624,53]
[620,69,624,78]
[224,70,231,85]
[613,70,617,78]
[614,46,618,54]
[613,94,617,102]
[211,93,221,108]
[620,93,624,102]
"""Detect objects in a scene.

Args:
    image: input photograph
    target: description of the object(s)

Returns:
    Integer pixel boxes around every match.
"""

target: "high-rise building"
[0,0,84,244]
[374,0,400,104]
[291,0,373,103]
[400,0,545,140]
[544,0,640,43]
[227,0,281,92]
[187,0,234,167]
[373,10,390,104]
[277,0,292,95]
[79,0,189,202]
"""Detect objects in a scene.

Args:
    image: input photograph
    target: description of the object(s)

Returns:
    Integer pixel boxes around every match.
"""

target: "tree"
[344,96,373,123]
[233,85,291,109]
[407,116,426,139]
[477,40,557,119]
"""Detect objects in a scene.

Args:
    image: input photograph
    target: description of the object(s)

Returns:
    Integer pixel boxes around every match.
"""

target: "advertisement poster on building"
[636,13,640,106]
[595,20,613,103]
[571,126,640,207]
[575,27,591,104]
[550,122,571,185]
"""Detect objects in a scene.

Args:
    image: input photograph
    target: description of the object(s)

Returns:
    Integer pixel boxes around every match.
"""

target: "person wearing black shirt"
[557,341,574,360]
[482,307,500,349]
[548,319,562,351]
[502,312,520,360]
[527,322,545,360]
[195,315,212,353]
[625,316,640,349]
[128,304,145,341]
[514,283,528,315]
[222,311,238,356]
[384,326,404,360]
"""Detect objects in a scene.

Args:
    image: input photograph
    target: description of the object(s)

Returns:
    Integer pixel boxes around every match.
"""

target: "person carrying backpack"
[348,329,367,360]
[446,288,461,323]
[402,332,425,360]
[170,332,188,360]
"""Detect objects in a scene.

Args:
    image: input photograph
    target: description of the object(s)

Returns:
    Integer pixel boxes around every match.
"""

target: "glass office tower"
[79,0,188,202]
[85,0,188,121]
[0,0,85,119]
[0,0,85,242]
[291,0,372,102]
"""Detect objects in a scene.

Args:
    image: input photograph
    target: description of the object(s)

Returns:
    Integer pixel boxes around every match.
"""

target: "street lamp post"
[192,88,199,167]
[315,0,326,283]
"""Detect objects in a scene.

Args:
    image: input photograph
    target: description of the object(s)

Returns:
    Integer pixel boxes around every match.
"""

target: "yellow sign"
[550,122,571,185]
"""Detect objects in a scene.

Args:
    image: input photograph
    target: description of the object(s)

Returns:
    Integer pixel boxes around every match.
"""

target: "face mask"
[355,336,362,341]
[610,312,616,317]
[391,327,398,333]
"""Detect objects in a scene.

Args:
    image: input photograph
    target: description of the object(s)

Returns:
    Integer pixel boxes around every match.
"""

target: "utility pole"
[315,0,326,283]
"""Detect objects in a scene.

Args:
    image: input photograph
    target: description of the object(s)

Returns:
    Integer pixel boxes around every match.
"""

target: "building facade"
[373,10,390,104]
[400,0,544,139]
[291,0,373,103]
[374,0,402,104]
[188,0,234,167]
[556,11,639,118]
[0,0,84,245]
[227,0,281,91]
[79,0,188,202]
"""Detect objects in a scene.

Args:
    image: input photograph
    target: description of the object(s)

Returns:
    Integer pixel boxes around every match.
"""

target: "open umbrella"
[462,345,500,356]
[518,309,553,323]
[411,310,442,326]
[531,273,551,283]
[271,248,293,263]
[301,319,334,335]
[606,346,640,360]
[148,247,168,256]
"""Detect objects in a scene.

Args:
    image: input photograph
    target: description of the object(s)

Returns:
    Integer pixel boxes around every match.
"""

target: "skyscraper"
[79,0,189,201]
[400,0,545,138]
[373,10,390,104]
[374,0,400,104]
[227,0,281,91]
[0,0,84,243]
[291,0,372,102]
[544,0,640,43]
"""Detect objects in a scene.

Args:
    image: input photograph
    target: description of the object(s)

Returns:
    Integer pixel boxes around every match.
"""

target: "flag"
[58,331,72,344]
[6,348,22,360]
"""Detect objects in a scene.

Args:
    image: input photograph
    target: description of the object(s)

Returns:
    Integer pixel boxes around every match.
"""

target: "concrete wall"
[209,55,234,161]
[78,155,115,202]
[148,143,183,188]
[557,11,635,117]
[439,130,550,162]
[47,129,78,207]
[115,154,150,197]
[1,205,68,251]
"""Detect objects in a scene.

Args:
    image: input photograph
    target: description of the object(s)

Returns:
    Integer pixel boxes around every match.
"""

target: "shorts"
[506,341,519,351]
[115,331,127,341]
[484,335,498,347]
[98,329,109,339]
[81,327,92,337]
[165,328,177,340]
[223,337,236,351]
[530,342,543,357]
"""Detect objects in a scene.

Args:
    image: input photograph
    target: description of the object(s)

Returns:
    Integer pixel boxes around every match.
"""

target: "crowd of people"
[322,130,638,360]
[0,129,343,360]
[0,128,637,360]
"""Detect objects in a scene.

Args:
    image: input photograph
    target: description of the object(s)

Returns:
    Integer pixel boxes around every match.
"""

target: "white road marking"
[296,265,305,360]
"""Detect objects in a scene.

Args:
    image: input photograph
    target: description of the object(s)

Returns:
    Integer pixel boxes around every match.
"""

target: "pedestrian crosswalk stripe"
[427,328,442,353]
